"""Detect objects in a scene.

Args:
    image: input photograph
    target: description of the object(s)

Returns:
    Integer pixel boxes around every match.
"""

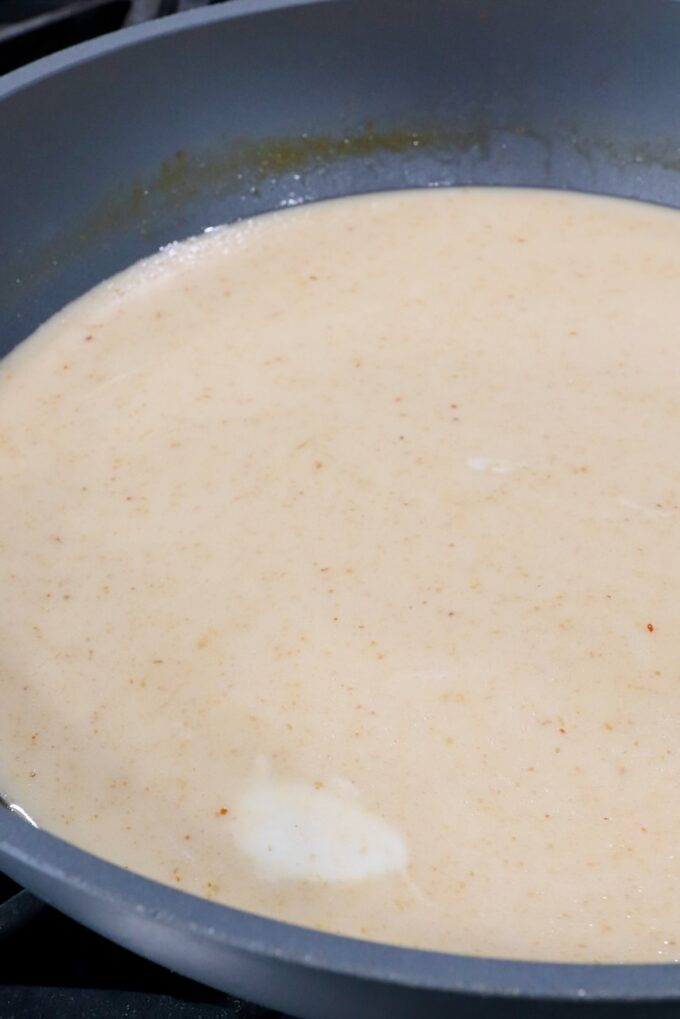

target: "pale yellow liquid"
[2,189,680,963]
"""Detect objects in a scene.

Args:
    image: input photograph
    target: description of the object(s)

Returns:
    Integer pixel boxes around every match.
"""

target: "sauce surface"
[2,188,680,963]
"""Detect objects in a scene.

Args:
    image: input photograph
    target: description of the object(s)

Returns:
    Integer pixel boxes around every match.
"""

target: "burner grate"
[0,0,191,74]
[0,878,46,939]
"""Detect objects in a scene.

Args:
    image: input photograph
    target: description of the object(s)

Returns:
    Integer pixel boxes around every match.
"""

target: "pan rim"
[3,807,680,1001]
[2,0,680,102]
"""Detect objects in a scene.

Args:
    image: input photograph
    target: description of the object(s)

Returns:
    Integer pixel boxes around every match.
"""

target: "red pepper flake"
[84,334,93,342]
[559,727,567,734]
[647,623,655,633]
[217,807,229,816]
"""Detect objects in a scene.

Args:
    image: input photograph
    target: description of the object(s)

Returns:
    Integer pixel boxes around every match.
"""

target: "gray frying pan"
[2,1,680,1015]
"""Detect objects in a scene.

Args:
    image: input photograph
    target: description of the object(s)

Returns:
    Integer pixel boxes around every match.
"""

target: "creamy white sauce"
[466,456,527,475]
[2,188,680,963]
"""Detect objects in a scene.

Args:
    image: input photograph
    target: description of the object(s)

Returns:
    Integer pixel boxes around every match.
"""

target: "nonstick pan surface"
[2,1,680,1015]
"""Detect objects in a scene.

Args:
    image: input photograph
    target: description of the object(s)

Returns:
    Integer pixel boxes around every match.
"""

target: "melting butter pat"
[231,776,408,882]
